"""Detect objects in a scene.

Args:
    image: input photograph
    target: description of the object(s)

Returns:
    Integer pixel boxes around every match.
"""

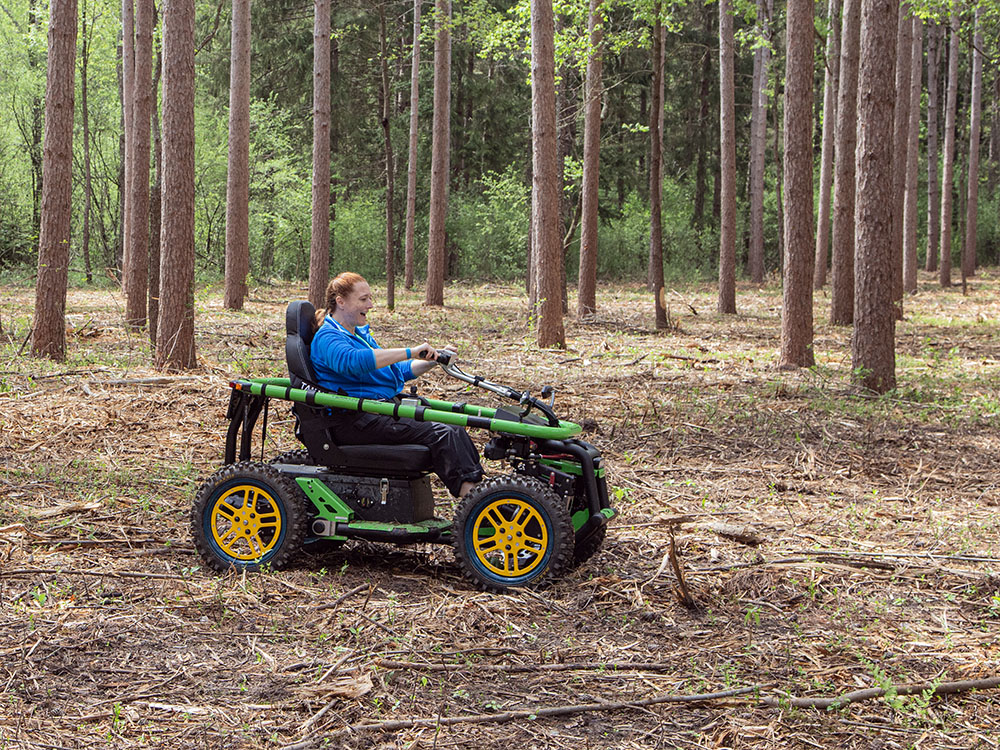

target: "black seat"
[284,301,432,476]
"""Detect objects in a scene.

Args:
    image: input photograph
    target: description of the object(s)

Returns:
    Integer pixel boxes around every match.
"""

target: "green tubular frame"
[231,377,582,440]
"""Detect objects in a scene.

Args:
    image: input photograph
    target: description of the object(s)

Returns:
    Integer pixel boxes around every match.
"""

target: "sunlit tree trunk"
[938,9,959,287]
[224,0,251,310]
[747,0,772,284]
[425,0,450,306]
[531,0,565,348]
[853,0,896,393]
[155,0,197,370]
[830,0,860,325]
[779,0,814,368]
[925,23,942,273]
[902,15,921,294]
[309,0,331,309]
[576,0,603,317]
[814,0,840,289]
[718,0,736,314]
[962,5,983,280]
[889,4,911,318]
[404,0,421,290]
[32,0,78,361]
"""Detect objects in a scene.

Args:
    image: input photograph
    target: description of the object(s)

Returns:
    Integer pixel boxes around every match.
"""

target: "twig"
[376,659,700,673]
[761,675,1000,710]
[669,526,696,608]
[314,584,369,611]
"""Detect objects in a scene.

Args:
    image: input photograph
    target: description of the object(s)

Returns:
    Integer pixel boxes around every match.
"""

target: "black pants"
[323,409,484,497]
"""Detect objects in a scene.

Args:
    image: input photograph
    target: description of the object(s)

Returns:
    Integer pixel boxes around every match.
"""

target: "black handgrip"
[436,350,452,366]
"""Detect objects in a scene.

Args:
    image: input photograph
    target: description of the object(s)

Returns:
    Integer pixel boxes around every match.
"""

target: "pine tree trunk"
[425,0,450,306]
[814,0,840,289]
[404,0,421,291]
[963,6,983,280]
[121,0,134,294]
[830,0,860,325]
[81,0,93,285]
[717,0,736,315]
[379,5,396,310]
[938,10,959,288]
[576,0,603,317]
[155,0,197,371]
[747,0,771,285]
[779,0,815,368]
[531,0,565,348]
[924,23,941,272]
[852,0,896,393]
[649,7,667,326]
[28,1,44,240]
[125,0,153,327]
[149,44,162,348]
[224,0,251,310]
[309,0,332,309]
[32,0,78,361]
[902,15,921,294]
[889,5,911,318]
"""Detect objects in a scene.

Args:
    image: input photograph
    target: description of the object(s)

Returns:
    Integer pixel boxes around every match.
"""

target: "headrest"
[285,300,317,345]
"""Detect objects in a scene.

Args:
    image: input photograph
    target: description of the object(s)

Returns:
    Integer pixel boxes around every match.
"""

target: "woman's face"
[336,281,374,329]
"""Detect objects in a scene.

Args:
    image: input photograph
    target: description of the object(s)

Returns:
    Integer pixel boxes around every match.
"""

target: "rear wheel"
[453,475,573,592]
[192,462,308,572]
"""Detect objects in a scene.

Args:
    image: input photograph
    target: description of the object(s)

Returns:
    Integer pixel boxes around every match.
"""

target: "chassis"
[190,301,615,591]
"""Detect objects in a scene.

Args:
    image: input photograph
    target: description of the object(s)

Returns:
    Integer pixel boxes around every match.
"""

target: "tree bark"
[649,6,667,327]
[925,22,941,272]
[121,0,134,290]
[224,0,251,310]
[32,0,78,361]
[309,0,332,309]
[747,0,771,285]
[81,0,93,285]
[829,0,860,325]
[425,0,450,306]
[576,0,603,317]
[379,5,396,310]
[717,0,736,315]
[814,0,840,289]
[779,0,815,368]
[531,0,565,348]
[902,15,921,294]
[852,0,896,393]
[155,0,197,371]
[962,5,983,280]
[404,0,421,290]
[889,4,911,318]
[938,9,959,288]
[124,0,153,327]
[149,42,162,348]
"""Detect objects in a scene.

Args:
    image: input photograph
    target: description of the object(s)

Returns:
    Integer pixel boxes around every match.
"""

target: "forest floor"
[1,273,1000,750]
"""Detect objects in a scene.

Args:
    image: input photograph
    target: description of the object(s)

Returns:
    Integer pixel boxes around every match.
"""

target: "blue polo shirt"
[310,316,415,400]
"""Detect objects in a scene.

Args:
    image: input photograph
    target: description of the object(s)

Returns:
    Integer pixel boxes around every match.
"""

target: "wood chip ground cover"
[1,275,999,749]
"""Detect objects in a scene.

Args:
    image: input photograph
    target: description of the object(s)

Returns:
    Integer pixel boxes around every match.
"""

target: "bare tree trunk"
[902,15,921,294]
[124,0,153,327]
[853,0,896,393]
[889,4,911,318]
[28,1,44,239]
[772,83,784,270]
[925,22,941,272]
[576,0,603,317]
[121,0,134,291]
[779,0,815,368]
[309,0,331,309]
[747,0,771,284]
[963,5,983,280]
[32,0,78,361]
[939,10,959,288]
[830,0,860,325]
[149,42,162,348]
[814,0,840,289]
[81,0,93,285]
[692,16,711,233]
[649,7,668,327]
[425,0,450,306]
[379,5,396,310]
[224,0,251,310]
[404,0,421,290]
[718,0,736,314]
[531,0,565,348]
[155,0,197,371]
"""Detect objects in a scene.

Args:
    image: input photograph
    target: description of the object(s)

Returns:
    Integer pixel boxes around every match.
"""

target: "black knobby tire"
[269,449,315,466]
[453,475,574,592]
[191,461,308,572]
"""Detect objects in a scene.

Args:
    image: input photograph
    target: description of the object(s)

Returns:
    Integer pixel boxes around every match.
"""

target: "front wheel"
[453,475,573,592]
[191,462,308,572]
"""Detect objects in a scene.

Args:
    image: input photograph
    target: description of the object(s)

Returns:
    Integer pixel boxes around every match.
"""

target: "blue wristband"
[405,348,411,359]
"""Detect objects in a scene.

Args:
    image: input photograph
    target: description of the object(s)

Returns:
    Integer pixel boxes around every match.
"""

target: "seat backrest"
[285,300,320,389]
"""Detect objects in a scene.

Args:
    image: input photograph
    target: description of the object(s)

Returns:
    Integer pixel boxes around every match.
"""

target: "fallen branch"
[760,675,1000,710]
[377,659,690,673]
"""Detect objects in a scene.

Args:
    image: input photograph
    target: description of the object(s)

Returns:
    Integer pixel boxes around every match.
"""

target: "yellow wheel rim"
[210,484,283,561]
[471,498,549,578]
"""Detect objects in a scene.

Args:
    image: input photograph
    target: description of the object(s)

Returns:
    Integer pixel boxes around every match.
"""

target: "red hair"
[313,272,366,331]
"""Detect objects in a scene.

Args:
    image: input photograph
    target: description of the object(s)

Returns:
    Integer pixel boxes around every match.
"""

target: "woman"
[310,272,483,498]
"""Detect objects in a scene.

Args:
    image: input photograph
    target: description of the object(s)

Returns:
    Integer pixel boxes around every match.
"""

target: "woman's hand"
[412,342,437,361]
